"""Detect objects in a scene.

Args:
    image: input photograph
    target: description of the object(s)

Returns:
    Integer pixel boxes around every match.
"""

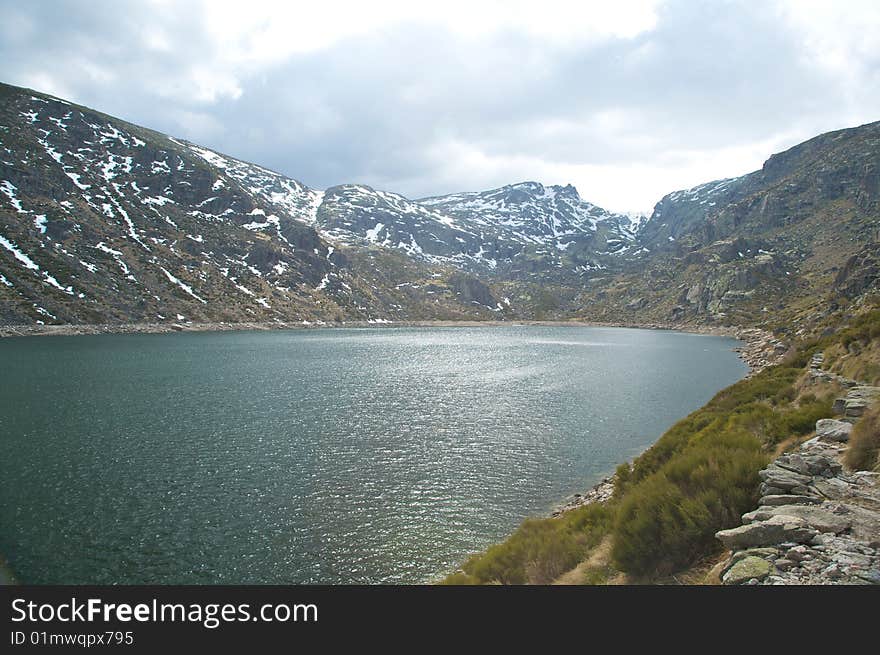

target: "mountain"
[583,120,880,331]
[0,83,520,324]
[418,181,639,277]
[1,80,878,332]
[0,82,646,325]
[305,181,639,279]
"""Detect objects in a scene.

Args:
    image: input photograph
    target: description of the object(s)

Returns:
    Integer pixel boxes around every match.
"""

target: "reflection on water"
[0,326,746,583]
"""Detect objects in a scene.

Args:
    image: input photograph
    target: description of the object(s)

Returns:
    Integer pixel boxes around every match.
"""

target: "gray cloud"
[1,0,878,212]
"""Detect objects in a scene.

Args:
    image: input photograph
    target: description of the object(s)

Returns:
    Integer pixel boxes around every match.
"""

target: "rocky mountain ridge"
[582,119,880,331]
[1,80,878,331]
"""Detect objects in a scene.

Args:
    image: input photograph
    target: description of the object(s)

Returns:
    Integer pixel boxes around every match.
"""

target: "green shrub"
[782,398,834,435]
[613,462,633,498]
[845,405,880,471]
[443,504,614,585]
[611,428,767,576]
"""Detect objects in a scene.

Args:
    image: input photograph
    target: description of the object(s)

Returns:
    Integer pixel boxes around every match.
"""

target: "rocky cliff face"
[583,120,880,330]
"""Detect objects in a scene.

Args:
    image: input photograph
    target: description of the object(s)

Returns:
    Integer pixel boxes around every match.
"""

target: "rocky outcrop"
[815,419,853,442]
[843,387,880,418]
[447,273,498,308]
[808,351,860,387]
[716,419,880,584]
[552,476,616,516]
[731,328,789,375]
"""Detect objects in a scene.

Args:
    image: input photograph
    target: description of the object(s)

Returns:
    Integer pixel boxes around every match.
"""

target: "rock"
[741,505,852,534]
[727,547,780,566]
[626,297,647,310]
[786,546,809,562]
[774,454,811,475]
[844,386,880,418]
[759,494,823,506]
[722,556,773,585]
[812,478,852,500]
[815,419,853,442]
[774,558,797,571]
[716,515,818,549]
[758,465,813,490]
[802,452,841,475]
[855,570,880,584]
[832,398,847,414]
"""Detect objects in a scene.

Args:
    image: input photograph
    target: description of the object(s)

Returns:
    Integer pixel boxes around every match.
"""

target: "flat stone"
[831,551,873,567]
[722,556,773,585]
[758,466,813,490]
[844,386,880,418]
[855,570,880,584]
[759,494,823,506]
[741,505,851,534]
[774,558,797,571]
[815,419,853,442]
[775,454,811,475]
[812,478,852,500]
[716,515,818,549]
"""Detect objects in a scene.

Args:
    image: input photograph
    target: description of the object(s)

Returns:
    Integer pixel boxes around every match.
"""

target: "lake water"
[0,326,746,584]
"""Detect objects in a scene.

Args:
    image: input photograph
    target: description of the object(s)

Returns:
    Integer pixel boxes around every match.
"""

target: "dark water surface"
[0,326,746,583]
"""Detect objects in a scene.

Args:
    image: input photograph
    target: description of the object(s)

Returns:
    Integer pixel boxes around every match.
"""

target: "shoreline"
[548,326,787,517]
[0,317,762,339]
[2,316,781,378]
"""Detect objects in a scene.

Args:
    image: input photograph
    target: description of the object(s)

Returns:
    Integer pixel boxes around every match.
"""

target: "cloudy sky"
[1,0,879,213]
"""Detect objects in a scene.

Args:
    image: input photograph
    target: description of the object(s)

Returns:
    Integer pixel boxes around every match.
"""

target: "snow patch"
[0,234,40,270]
[159,266,207,303]
[365,223,385,241]
[65,172,90,191]
[1,180,26,213]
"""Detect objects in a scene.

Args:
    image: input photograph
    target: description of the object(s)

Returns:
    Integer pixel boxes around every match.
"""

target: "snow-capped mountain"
[0,83,517,324]
[314,183,488,268]
[418,181,638,274]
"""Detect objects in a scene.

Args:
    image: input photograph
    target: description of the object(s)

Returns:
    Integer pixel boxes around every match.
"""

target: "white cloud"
[2,0,878,213]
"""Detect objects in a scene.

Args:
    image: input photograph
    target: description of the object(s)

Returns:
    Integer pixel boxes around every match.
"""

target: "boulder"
[815,419,853,442]
[722,556,773,585]
[716,515,818,549]
[832,398,847,414]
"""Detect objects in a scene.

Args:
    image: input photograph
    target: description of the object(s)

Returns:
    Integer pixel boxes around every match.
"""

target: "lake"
[0,326,747,584]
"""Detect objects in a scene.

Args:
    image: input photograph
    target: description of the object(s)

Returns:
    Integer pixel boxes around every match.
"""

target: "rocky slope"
[418,181,638,279]
[715,358,880,584]
[582,120,880,330]
[1,80,878,331]
[0,83,519,325]
[0,82,644,325]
